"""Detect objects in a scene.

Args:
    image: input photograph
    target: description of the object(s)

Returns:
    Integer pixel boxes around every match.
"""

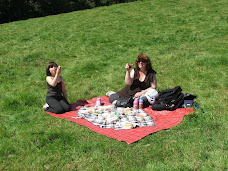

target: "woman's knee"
[65,105,71,112]
[47,106,64,114]
[142,96,150,108]
[50,104,65,114]
[109,93,119,103]
[55,107,65,114]
[46,97,65,114]
[60,99,71,112]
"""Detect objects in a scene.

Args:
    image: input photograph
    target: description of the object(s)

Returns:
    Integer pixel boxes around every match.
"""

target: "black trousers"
[46,96,71,114]
[109,93,150,108]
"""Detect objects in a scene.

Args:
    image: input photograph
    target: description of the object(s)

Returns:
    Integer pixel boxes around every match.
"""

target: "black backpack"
[152,86,184,111]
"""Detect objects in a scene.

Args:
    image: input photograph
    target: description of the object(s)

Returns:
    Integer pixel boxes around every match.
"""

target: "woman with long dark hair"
[107,53,158,107]
[44,62,71,114]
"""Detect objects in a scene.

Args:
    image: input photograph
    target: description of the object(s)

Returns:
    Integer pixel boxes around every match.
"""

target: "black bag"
[183,94,205,113]
[152,86,184,111]
[183,93,197,108]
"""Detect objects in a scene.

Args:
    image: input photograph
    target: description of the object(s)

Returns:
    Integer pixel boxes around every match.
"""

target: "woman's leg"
[46,96,65,114]
[59,96,71,112]
[109,93,133,107]
[141,89,158,107]
[109,93,121,103]
[141,96,150,108]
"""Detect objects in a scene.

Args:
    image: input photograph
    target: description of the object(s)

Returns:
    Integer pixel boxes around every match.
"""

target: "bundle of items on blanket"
[152,86,184,111]
[111,86,201,112]
[77,105,155,130]
[152,86,203,112]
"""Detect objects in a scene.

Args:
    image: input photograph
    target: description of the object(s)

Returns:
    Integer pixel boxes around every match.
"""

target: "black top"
[117,68,156,98]
[46,77,62,97]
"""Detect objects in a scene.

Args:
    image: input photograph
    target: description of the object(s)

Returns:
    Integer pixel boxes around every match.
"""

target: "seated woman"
[44,62,71,114]
[107,53,158,108]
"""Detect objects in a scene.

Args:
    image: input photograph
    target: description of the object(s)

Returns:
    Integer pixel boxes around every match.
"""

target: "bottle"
[96,98,101,106]
[139,97,143,109]
[133,98,139,110]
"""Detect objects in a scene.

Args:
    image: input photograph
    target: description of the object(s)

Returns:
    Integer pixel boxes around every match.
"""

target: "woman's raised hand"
[56,66,62,75]
[125,63,133,71]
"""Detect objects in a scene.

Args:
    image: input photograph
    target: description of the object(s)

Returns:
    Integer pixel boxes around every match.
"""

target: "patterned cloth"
[77,105,155,130]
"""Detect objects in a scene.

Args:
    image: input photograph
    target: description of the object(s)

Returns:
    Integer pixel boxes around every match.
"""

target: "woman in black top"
[107,53,157,107]
[45,62,71,114]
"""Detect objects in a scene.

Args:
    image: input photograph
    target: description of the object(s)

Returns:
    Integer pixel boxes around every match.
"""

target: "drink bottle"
[133,98,139,110]
[139,97,143,109]
[96,98,101,106]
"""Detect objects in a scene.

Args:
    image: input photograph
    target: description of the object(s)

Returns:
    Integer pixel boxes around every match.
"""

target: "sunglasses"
[49,65,58,68]
[138,59,147,63]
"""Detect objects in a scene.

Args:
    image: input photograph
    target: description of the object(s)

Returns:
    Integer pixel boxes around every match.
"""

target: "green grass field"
[0,0,227,170]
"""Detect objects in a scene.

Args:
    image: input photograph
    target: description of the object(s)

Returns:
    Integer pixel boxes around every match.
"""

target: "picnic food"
[123,122,134,129]
[77,105,155,130]
[84,109,93,114]
[123,107,131,111]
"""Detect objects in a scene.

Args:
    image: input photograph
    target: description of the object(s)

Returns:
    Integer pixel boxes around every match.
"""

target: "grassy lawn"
[0,0,227,170]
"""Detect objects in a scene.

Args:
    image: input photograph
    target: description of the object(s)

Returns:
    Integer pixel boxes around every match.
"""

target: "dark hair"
[46,62,58,76]
[135,53,153,71]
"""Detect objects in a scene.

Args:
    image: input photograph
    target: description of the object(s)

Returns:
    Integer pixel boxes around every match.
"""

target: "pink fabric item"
[45,96,194,144]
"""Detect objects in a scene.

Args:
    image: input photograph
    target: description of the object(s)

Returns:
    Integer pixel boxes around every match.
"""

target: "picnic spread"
[45,96,194,144]
[76,105,155,130]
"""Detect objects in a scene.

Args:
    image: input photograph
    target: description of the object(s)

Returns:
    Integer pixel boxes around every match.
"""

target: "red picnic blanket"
[45,96,194,144]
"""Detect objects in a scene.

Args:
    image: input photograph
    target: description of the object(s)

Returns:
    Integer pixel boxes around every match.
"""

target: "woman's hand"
[56,66,62,75]
[125,63,133,72]
[125,64,134,85]
[134,92,142,98]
